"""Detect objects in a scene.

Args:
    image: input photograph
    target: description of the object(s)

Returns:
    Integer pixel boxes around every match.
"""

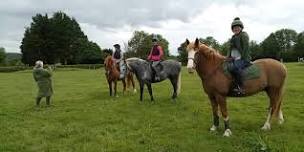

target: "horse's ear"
[195,38,199,47]
[186,39,190,45]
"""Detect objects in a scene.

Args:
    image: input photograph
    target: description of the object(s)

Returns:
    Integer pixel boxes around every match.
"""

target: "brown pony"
[185,38,287,137]
[104,56,136,97]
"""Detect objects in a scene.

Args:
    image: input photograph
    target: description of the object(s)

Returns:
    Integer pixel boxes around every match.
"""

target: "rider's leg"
[119,61,125,79]
[232,60,244,94]
[152,61,160,81]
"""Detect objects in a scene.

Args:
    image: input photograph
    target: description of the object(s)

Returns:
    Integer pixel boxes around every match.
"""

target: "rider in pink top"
[148,35,164,81]
[148,43,163,61]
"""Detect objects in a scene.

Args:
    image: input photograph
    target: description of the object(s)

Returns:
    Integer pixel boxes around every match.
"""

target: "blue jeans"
[231,59,251,86]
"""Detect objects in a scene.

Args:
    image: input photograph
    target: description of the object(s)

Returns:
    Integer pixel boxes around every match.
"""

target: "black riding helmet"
[113,44,120,49]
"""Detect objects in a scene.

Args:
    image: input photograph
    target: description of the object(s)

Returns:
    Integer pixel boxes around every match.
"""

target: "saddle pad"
[222,61,261,80]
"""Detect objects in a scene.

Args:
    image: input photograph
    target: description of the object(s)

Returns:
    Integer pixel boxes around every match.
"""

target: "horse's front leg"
[140,82,144,101]
[131,76,136,93]
[146,83,154,102]
[114,80,118,97]
[170,77,178,100]
[217,95,232,137]
[108,80,112,96]
[122,79,126,95]
[208,95,219,132]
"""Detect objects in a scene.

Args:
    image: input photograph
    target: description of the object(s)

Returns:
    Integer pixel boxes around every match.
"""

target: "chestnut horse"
[104,56,136,97]
[186,38,287,137]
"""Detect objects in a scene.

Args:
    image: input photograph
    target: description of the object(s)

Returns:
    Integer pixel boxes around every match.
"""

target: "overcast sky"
[1,0,304,55]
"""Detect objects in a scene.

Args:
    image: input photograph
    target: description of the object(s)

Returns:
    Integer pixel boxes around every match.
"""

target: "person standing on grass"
[33,60,53,106]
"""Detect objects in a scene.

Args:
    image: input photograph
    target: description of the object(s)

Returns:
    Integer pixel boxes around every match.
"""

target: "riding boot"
[233,72,244,95]
[119,71,124,79]
[119,62,125,79]
[36,97,42,106]
[154,71,160,81]
[46,96,51,106]
[153,66,160,81]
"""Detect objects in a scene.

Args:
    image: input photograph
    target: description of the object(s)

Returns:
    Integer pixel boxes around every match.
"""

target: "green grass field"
[1,63,304,152]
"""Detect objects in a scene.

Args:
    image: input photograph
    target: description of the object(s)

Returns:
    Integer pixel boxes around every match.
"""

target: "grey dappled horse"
[126,58,182,101]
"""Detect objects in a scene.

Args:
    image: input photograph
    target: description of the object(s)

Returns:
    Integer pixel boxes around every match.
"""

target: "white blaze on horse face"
[187,50,195,69]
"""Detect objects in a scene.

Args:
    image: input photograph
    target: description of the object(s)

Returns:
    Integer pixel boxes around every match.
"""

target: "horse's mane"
[126,57,147,64]
[126,57,145,62]
[104,55,113,66]
[198,44,226,64]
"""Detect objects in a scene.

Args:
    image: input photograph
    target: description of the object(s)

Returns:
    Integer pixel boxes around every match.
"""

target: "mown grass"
[0,63,304,152]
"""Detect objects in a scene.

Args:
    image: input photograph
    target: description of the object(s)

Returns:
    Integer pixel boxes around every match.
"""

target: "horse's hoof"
[133,89,137,93]
[261,123,271,131]
[223,129,232,137]
[209,125,218,132]
[278,119,284,125]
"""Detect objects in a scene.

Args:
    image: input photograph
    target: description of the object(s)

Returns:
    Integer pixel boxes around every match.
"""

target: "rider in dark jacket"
[227,17,251,94]
[112,44,125,79]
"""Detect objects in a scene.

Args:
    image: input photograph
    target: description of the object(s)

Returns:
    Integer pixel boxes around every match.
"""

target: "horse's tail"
[126,71,132,87]
[177,68,182,95]
[274,64,287,117]
[126,66,136,93]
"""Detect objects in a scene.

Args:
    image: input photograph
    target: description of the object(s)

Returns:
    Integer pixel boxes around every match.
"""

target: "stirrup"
[233,85,244,95]
[154,76,160,81]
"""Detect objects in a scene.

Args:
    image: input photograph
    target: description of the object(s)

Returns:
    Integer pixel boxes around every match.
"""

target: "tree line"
[178,29,304,65]
[2,11,304,66]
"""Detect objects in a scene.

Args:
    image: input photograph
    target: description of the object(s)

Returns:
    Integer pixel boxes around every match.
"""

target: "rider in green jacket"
[227,17,251,94]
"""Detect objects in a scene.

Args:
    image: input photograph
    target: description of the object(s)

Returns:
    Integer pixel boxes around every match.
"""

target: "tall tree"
[219,40,230,56]
[74,41,102,64]
[274,29,297,53]
[249,41,262,60]
[21,14,51,65]
[177,41,188,65]
[199,36,221,51]
[294,32,304,59]
[50,12,89,64]
[260,33,281,60]
[125,31,169,59]
[20,11,101,65]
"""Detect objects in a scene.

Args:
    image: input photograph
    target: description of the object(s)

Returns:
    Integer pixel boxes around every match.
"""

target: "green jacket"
[227,31,251,61]
[33,68,53,98]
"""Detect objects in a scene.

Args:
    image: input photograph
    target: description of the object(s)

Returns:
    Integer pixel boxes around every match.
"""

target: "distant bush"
[0,66,31,72]
[55,64,103,69]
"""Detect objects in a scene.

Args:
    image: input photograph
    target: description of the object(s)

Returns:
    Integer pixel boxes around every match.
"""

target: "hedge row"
[0,66,32,72]
[0,64,104,72]
[54,64,103,69]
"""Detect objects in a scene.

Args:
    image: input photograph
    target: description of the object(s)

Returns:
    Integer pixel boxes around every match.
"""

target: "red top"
[148,45,164,61]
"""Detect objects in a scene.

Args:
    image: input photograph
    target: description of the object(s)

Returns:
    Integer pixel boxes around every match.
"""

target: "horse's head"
[185,38,201,73]
[104,56,114,75]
